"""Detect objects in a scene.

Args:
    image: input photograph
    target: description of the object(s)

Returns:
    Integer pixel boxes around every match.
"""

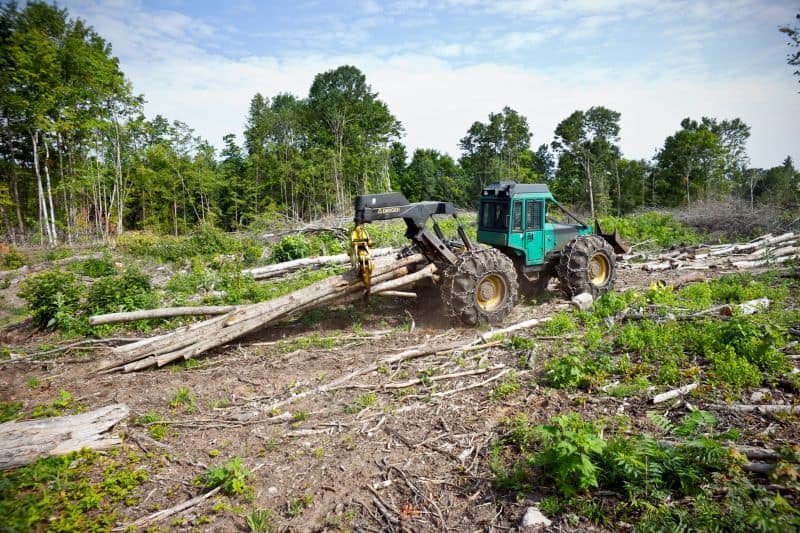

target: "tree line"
[1,1,798,245]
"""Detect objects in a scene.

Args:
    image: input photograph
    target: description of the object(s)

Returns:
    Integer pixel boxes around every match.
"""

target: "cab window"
[512,200,523,232]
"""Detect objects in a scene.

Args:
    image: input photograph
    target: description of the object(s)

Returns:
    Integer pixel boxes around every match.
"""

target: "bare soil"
[0,263,795,532]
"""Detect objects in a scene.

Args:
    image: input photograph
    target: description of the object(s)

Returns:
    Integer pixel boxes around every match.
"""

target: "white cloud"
[64,0,800,169]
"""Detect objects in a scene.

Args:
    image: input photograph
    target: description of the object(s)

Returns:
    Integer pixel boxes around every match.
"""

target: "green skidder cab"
[349,181,629,326]
[477,181,629,299]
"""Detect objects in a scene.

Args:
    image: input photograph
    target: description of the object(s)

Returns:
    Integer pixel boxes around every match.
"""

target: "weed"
[31,390,82,418]
[286,494,313,518]
[292,410,310,422]
[74,255,116,278]
[534,414,607,497]
[196,458,253,500]
[168,386,196,411]
[345,393,377,414]
[0,401,22,422]
[27,376,40,388]
[1,247,25,270]
[541,311,578,336]
[491,375,520,400]
[247,508,276,532]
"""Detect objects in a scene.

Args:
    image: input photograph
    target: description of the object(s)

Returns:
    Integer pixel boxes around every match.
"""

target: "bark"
[42,135,58,245]
[31,130,53,246]
[89,306,240,325]
[0,404,128,470]
[651,383,698,404]
[242,247,395,280]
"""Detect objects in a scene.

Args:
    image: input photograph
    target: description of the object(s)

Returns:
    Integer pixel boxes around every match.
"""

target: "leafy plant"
[0,401,22,422]
[271,235,311,262]
[345,393,377,414]
[1,248,24,270]
[533,414,607,497]
[196,457,253,499]
[18,270,83,329]
[86,266,156,315]
[31,390,82,418]
[168,386,196,411]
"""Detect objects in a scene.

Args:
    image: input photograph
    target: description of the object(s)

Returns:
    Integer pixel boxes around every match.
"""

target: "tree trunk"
[42,135,58,245]
[113,117,124,235]
[31,130,53,246]
[583,148,595,220]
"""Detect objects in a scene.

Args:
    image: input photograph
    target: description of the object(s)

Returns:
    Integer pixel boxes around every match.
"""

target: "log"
[374,291,417,298]
[242,247,396,280]
[0,404,128,470]
[478,316,553,342]
[732,255,797,269]
[651,383,698,404]
[89,306,240,325]
[97,254,434,373]
[711,403,800,414]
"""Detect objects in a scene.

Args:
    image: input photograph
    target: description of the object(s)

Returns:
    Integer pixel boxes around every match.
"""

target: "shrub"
[1,248,24,270]
[86,267,156,314]
[19,270,83,329]
[271,235,311,262]
[74,255,116,278]
[598,212,702,248]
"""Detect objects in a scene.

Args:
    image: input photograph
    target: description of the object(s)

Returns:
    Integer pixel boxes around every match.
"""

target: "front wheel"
[556,236,616,299]
[441,248,518,326]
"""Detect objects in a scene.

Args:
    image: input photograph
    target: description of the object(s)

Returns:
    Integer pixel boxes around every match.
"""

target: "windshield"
[479,201,509,231]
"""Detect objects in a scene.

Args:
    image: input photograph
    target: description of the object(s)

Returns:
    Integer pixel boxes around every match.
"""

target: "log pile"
[242,247,396,280]
[97,252,436,373]
[632,232,799,272]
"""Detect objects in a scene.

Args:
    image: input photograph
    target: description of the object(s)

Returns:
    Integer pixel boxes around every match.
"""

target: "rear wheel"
[441,248,518,326]
[556,236,616,298]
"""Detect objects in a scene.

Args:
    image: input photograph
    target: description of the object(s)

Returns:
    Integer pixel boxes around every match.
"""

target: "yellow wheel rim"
[588,253,610,286]
[476,274,507,311]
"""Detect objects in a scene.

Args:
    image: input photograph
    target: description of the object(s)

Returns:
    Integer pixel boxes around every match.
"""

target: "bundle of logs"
[633,232,799,272]
[97,252,435,374]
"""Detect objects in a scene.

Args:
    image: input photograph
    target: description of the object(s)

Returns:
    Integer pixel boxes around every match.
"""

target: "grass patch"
[0,449,149,531]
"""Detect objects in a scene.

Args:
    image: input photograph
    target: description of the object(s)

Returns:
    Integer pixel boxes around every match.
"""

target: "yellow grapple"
[349,224,374,289]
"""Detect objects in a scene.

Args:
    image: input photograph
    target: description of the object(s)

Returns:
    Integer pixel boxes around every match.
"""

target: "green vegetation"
[30,390,83,418]
[168,386,196,411]
[247,508,276,532]
[0,450,149,532]
[1,247,25,270]
[18,270,83,330]
[344,392,377,414]
[0,400,22,422]
[286,494,314,518]
[491,411,798,529]
[196,458,253,500]
[598,212,702,248]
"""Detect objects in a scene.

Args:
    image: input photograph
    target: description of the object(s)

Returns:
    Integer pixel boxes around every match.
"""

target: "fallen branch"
[651,383,698,404]
[0,404,128,470]
[711,403,800,415]
[89,306,239,325]
[115,486,221,531]
[382,365,505,389]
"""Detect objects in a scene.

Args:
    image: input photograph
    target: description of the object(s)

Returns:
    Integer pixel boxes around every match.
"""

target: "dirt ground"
[0,262,795,532]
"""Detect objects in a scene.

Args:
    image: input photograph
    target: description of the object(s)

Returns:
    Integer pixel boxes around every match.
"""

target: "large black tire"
[441,248,518,326]
[556,236,616,299]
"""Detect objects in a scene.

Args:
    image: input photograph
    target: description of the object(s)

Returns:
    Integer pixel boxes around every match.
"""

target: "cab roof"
[481,181,551,198]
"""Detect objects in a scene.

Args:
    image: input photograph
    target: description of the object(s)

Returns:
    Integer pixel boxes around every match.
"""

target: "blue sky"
[64,0,800,168]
